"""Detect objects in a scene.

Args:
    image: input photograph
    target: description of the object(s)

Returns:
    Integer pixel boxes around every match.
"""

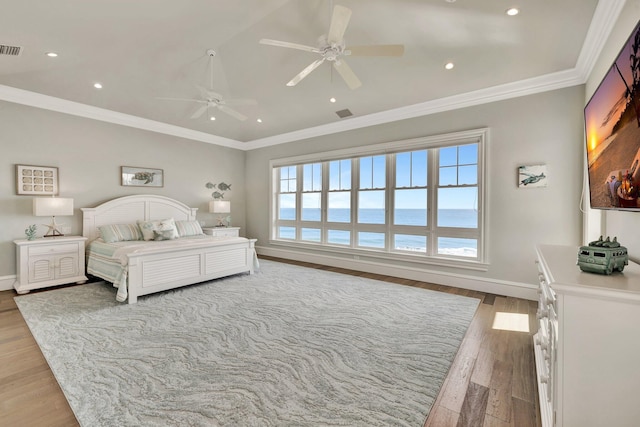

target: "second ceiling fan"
[260,4,404,90]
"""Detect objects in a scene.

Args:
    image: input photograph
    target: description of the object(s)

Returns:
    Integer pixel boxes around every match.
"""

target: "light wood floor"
[0,257,541,427]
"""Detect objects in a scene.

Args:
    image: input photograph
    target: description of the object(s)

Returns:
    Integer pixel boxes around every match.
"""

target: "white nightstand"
[14,235,88,294]
[202,227,240,237]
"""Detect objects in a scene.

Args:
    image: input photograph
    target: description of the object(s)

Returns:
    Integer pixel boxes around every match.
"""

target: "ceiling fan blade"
[217,104,247,121]
[259,38,319,53]
[286,58,326,86]
[333,59,362,90]
[157,97,206,104]
[347,44,405,57]
[190,104,209,119]
[223,98,258,106]
[327,5,352,44]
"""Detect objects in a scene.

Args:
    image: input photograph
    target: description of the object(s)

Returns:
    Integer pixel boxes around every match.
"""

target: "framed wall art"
[121,166,164,187]
[518,164,548,188]
[16,164,59,195]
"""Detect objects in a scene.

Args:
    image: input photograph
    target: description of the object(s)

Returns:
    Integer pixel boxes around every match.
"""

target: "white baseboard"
[0,275,16,292]
[256,245,538,301]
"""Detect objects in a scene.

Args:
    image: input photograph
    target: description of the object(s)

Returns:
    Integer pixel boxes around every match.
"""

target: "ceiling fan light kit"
[259,4,404,90]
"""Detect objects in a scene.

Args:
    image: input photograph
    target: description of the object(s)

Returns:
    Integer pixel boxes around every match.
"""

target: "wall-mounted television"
[584,19,640,211]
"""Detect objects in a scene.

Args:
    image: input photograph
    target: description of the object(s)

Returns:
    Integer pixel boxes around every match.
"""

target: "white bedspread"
[87,236,253,302]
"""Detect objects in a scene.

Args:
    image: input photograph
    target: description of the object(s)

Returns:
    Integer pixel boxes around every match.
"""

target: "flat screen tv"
[584,20,640,211]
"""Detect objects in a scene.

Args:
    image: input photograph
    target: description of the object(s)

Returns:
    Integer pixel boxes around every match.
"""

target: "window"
[271,129,487,268]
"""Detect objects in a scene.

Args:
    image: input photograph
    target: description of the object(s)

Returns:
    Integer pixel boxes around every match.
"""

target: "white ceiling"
[0,0,624,150]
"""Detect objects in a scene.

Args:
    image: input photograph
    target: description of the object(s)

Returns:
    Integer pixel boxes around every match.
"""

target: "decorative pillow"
[175,220,204,237]
[137,219,161,241]
[99,223,143,243]
[153,218,179,241]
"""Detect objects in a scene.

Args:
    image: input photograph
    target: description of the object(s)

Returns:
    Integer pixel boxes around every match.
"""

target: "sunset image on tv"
[585,20,640,210]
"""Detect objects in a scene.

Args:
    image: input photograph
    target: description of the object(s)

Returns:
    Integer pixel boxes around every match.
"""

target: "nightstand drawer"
[29,243,79,256]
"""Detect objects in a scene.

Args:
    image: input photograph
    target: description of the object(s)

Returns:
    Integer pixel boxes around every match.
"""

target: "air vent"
[335,108,353,118]
[0,45,22,56]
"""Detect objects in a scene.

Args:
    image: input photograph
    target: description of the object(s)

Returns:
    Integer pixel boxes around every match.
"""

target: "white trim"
[0,1,623,150]
[245,69,583,150]
[270,128,487,167]
[0,85,239,148]
[574,0,627,82]
[0,275,16,292]
[268,239,489,271]
[256,245,538,301]
[270,128,488,265]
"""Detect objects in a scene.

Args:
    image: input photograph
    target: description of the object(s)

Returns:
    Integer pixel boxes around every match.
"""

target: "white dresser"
[534,244,640,427]
[14,236,88,294]
[202,227,240,237]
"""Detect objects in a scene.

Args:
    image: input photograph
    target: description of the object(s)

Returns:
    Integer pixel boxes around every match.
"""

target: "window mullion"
[296,165,302,240]
[351,158,358,247]
[387,153,395,251]
[428,148,438,256]
[322,162,329,243]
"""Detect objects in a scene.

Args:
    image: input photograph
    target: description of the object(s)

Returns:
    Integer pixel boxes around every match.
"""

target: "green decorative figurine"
[25,224,37,240]
[577,236,628,275]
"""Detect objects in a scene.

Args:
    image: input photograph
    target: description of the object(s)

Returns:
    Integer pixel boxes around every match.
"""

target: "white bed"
[82,195,256,304]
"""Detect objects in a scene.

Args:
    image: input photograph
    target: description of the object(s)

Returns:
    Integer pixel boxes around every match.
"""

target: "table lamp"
[33,197,74,237]
[209,200,230,227]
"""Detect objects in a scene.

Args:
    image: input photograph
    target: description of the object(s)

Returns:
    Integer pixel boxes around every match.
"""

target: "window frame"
[269,128,488,271]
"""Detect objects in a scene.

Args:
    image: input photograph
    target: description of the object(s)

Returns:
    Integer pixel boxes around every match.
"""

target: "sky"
[584,24,637,153]
[281,144,478,211]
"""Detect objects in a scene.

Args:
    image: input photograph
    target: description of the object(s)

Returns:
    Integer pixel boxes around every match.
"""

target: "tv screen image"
[584,20,640,211]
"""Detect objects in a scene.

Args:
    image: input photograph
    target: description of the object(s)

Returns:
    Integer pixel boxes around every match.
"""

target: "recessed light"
[506,8,519,16]
[257,118,262,123]
[46,52,58,57]
[210,116,216,121]
[93,83,103,89]
[445,62,455,70]
[329,97,336,103]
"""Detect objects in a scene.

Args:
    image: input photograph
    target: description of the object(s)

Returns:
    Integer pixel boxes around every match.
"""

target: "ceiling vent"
[0,44,22,56]
[335,109,353,119]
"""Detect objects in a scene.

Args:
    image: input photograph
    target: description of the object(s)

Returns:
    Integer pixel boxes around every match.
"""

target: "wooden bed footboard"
[126,238,256,303]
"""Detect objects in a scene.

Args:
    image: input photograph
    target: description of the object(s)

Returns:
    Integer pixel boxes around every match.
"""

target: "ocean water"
[278,208,478,257]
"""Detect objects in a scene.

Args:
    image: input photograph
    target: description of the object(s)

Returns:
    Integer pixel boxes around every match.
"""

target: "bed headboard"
[81,195,198,241]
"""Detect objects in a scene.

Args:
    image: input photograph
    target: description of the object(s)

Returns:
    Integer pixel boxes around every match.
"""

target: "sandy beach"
[588,120,640,208]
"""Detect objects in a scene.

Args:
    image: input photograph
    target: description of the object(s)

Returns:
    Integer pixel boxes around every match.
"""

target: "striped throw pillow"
[175,220,204,237]
[99,223,143,243]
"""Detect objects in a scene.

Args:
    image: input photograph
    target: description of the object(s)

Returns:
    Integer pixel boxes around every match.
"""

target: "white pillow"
[153,218,179,241]
[137,219,160,241]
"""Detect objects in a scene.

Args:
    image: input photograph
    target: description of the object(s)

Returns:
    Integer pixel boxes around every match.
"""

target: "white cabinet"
[534,244,640,427]
[202,227,240,237]
[14,236,88,294]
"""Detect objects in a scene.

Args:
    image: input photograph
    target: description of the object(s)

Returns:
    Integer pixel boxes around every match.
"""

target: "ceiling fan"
[260,4,404,90]
[157,50,256,121]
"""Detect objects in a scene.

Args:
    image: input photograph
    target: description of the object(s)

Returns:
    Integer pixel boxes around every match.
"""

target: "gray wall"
[245,86,586,286]
[0,101,246,278]
[585,1,640,262]
[1,81,591,290]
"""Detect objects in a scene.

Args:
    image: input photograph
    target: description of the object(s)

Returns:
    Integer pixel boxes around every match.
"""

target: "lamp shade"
[33,197,74,217]
[209,200,230,214]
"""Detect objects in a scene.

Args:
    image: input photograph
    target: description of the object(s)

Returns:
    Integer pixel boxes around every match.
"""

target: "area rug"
[15,259,479,427]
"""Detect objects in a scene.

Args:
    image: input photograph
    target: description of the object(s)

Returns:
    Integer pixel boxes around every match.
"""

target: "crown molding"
[0,84,240,148]
[0,0,623,152]
[574,0,627,82]
[243,67,584,150]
